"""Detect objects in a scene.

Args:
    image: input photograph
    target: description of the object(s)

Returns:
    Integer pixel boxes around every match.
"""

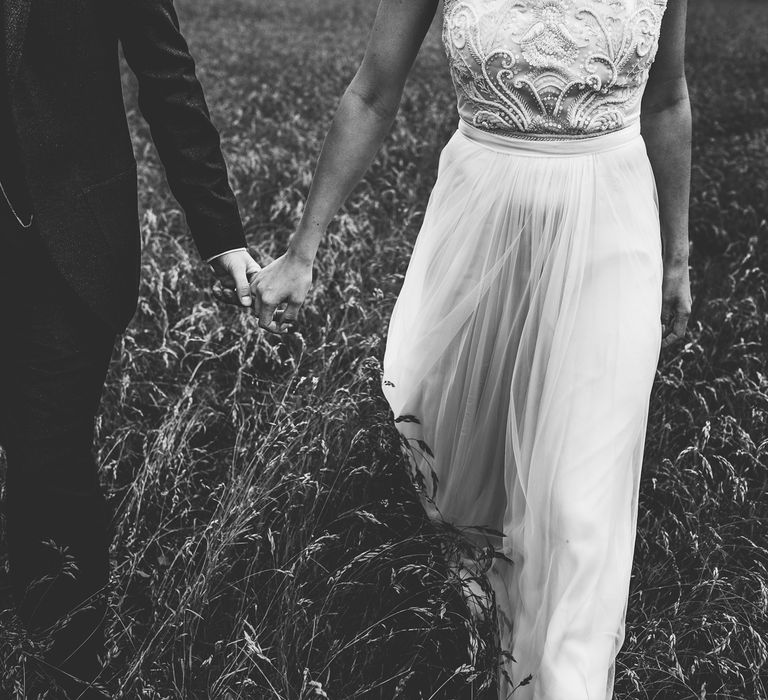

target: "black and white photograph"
[0,0,766,698]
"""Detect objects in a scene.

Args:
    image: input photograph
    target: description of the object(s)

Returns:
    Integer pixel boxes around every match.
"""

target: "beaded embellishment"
[443,0,668,137]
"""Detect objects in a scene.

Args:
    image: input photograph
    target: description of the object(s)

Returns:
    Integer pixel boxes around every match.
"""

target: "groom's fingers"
[212,280,239,306]
[246,262,262,284]
[230,264,252,307]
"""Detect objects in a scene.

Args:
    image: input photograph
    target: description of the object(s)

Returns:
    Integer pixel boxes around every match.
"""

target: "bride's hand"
[250,250,313,333]
[661,258,692,348]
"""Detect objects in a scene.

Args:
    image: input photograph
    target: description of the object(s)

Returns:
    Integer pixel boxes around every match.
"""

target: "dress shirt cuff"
[206,247,248,264]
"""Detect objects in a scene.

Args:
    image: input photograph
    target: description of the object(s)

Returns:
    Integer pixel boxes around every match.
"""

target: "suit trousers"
[0,200,115,698]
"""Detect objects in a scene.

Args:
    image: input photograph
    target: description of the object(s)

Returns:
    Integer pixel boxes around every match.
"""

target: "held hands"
[211,247,313,334]
[249,250,313,333]
[661,257,692,348]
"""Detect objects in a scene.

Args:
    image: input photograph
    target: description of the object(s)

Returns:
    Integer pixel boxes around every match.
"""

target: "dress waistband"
[457,119,642,156]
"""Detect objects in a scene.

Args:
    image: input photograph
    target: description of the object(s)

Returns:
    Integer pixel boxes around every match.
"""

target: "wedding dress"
[382,1,669,698]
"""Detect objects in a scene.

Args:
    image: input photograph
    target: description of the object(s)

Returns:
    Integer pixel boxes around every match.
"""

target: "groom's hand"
[209,249,261,307]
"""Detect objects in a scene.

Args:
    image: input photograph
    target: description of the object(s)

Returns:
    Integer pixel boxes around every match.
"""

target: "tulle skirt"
[382,120,663,700]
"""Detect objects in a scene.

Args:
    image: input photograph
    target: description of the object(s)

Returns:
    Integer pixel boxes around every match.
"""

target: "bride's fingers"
[672,307,690,342]
[279,302,302,333]
[253,307,297,336]
[251,292,262,317]
[258,303,277,332]
[660,310,689,348]
[675,311,689,335]
[660,303,673,335]
[661,325,678,347]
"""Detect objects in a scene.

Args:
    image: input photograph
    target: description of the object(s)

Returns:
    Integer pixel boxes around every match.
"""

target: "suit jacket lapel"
[2,0,32,90]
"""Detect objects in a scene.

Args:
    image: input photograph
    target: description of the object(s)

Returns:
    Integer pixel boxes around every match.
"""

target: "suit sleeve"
[118,0,246,260]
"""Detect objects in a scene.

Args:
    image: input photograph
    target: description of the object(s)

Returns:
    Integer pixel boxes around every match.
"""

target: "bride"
[247,0,692,697]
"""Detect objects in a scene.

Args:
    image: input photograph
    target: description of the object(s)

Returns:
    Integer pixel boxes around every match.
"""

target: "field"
[2,0,768,698]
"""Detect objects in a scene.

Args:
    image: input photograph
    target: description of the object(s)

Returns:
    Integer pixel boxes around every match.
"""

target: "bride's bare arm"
[251,0,440,331]
[641,0,692,347]
[289,0,440,263]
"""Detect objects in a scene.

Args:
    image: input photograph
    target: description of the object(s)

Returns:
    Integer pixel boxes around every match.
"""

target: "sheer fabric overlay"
[382,122,663,699]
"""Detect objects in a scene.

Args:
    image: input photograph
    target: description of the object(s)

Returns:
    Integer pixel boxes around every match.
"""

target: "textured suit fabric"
[0,206,115,699]
[2,0,246,332]
[0,4,31,216]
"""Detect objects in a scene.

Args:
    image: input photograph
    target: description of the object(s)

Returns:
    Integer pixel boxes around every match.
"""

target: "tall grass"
[2,1,767,698]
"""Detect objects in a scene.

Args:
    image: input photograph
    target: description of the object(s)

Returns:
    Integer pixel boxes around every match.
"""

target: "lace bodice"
[442,0,668,138]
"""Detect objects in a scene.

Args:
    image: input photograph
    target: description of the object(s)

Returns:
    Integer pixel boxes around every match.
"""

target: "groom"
[0,0,257,696]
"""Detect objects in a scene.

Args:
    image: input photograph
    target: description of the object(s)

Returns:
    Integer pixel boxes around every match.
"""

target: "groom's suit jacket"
[1,0,246,331]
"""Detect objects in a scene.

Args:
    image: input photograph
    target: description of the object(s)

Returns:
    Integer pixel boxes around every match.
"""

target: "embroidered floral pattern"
[443,0,668,136]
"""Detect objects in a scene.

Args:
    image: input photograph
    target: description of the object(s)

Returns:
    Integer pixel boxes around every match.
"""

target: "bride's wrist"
[663,250,689,268]
[285,243,316,266]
